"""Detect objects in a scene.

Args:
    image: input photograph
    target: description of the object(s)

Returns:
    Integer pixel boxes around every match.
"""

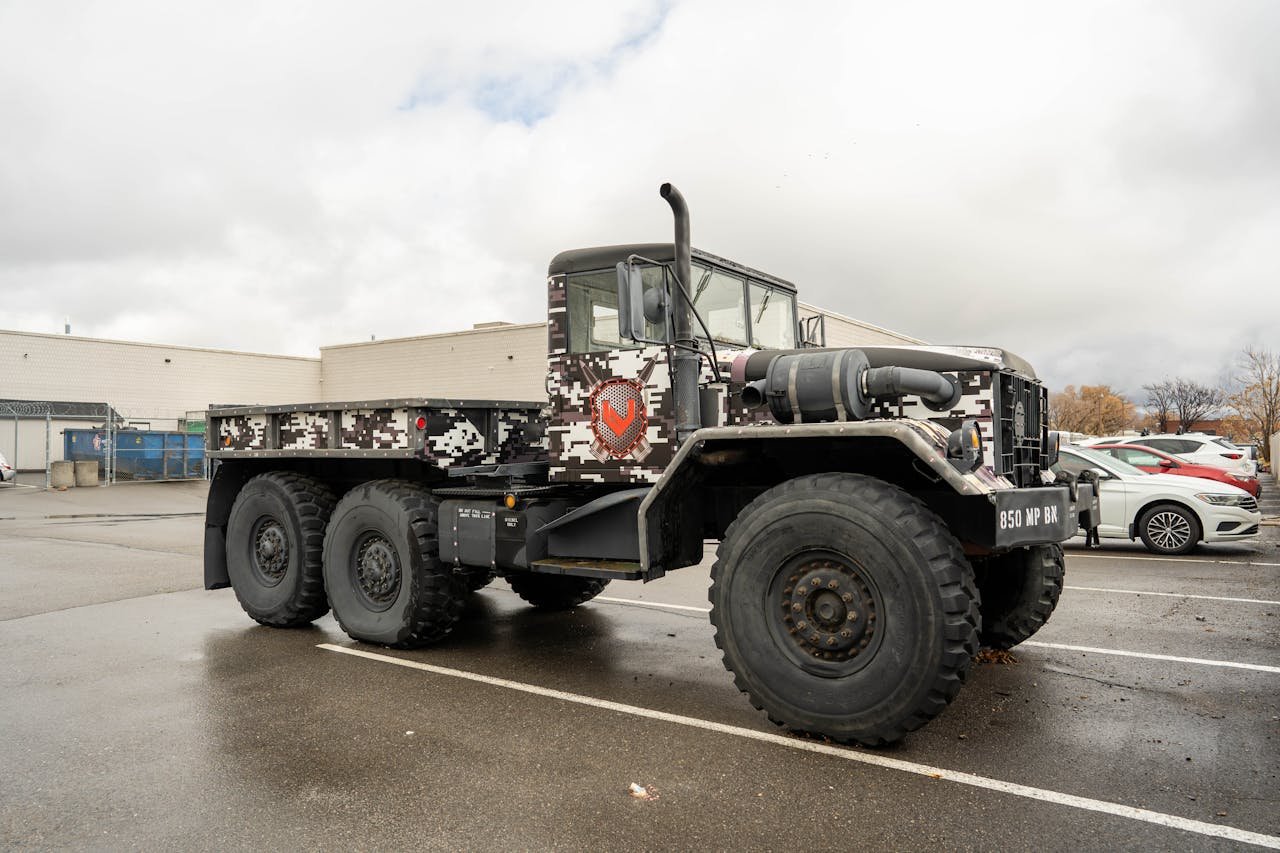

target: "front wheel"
[1137,503,1200,556]
[709,473,979,746]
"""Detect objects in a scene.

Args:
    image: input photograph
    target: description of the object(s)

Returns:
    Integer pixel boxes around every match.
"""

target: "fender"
[637,420,997,573]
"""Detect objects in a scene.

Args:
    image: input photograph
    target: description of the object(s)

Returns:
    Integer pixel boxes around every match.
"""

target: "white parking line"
[594,597,1279,674]
[1067,553,1280,568]
[596,596,711,614]
[1065,586,1280,606]
[318,643,1280,850]
[1022,642,1280,674]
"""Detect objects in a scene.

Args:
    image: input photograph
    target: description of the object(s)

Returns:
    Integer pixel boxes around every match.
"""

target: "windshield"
[688,261,796,349]
[750,282,795,349]
[1064,446,1147,476]
[688,263,747,345]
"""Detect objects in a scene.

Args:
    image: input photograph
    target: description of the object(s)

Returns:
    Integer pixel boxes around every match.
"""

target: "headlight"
[1226,473,1254,482]
[1195,493,1253,507]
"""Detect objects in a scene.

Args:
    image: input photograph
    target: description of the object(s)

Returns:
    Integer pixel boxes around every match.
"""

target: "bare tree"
[1170,378,1224,431]
[1142,380,1174,433]
[1229,346,1280,462]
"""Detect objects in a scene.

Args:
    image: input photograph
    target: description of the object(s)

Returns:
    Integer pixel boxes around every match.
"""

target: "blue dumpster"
[63,429,206,480]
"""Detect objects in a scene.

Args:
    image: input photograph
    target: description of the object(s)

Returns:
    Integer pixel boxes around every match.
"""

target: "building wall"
[2,305,922,468]
[0,418,87,470]
[319,323,549,402]
[1,330,322,421]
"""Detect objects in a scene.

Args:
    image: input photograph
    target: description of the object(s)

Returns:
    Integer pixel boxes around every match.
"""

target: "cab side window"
[566,268,667,354]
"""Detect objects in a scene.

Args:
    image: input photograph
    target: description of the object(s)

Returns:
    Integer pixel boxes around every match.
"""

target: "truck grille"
[994,373,1046,488]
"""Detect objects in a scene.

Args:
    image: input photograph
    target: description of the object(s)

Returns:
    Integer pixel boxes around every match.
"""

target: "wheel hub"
[353,534,401,609]
[1148,511,1191,550]
[778,558,877,664]
[251,519,289,584]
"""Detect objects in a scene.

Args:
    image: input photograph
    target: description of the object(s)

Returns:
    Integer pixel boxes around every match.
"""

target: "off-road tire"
[225,471,335,627]
[323,480,463,648]
[974,544,1064,649]
[456,567,498,593]
[507,574,610,610]
[1137,503,1200,556]
[709,472,980,747]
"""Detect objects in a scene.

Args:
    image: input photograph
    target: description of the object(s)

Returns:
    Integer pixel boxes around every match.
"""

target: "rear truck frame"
[204,183,1099,745]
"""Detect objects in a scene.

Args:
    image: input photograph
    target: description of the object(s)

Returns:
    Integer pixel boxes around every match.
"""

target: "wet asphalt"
[1,481,1277,851]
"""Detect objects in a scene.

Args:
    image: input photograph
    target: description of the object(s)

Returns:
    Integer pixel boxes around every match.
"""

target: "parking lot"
[1,481,1277,850]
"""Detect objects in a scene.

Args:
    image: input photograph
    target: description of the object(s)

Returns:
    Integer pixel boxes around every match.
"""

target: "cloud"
[0,0,1274,401]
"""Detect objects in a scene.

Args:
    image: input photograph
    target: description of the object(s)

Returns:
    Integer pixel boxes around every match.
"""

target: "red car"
[1092,443,1262,498]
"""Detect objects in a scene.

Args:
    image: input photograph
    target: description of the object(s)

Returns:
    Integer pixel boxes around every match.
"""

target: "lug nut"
[828,580,839,589]
[811,578,821,587]
[847,611,858,621]
[797,621,807,630]
[792,603,801,612]
[840,630,852,639]
[826,637,837,646]
[841,592,853,602]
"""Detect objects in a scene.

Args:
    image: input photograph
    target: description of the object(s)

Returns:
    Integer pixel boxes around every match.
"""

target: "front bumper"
[1202,507,1263,542]
[946,484,1100,550]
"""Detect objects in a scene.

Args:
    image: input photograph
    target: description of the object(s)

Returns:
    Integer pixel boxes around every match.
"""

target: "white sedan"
[1053,446,1260,555]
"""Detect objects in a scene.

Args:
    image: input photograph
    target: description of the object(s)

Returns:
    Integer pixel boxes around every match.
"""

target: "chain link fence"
[0,400,208,490]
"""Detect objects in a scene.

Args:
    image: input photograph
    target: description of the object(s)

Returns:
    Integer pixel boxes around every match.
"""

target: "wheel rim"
[351,532,402,611]
[1147,511,1192,551]
[766,551,885,677]
[250,516,289,586]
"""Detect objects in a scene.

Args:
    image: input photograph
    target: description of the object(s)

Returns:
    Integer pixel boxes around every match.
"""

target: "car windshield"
[1069,446,1147,476]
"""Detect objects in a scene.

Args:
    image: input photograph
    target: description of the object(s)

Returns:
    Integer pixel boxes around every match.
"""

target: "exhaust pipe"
[661,183,702,443]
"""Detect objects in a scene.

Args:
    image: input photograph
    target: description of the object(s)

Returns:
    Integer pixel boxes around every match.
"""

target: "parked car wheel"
[1137,503,1200,556]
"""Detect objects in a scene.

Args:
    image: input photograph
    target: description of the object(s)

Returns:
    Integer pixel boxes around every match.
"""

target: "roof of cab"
[548,243,797,293]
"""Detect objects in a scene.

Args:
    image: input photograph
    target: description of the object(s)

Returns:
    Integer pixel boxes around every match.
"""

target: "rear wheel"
[974,544,1064,649]
[1137,503,1200,556]
[323,480,463,648]
[507,574,610,610]
[709,473,979,746]
[225,472,335,627]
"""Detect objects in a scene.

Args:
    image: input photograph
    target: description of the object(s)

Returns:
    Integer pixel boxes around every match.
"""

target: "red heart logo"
[602,399,637,435]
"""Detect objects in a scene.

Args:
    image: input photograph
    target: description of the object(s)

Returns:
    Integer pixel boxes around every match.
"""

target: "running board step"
[529,558,643,581]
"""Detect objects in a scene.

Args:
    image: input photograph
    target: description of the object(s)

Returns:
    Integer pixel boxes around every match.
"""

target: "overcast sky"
[2,0,1275,398]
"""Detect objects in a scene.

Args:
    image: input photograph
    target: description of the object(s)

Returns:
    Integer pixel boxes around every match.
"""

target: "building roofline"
[0,328,320,362]
[320,321,548,352]
[797,302,925,344]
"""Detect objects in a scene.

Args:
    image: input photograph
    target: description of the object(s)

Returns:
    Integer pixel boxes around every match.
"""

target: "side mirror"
[616,262,647,341]
[1158,459,1175,468]
[642,285,667,325]
[1088,467,1113,480]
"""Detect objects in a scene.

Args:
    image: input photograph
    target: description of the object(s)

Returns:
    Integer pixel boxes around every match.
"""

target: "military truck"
[204,183,1098,745]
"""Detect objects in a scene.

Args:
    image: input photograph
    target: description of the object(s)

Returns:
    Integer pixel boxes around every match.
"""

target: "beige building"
[1,304,921,469]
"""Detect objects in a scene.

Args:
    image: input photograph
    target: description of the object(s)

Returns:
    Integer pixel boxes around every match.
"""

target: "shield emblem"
[588,377,651,462]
